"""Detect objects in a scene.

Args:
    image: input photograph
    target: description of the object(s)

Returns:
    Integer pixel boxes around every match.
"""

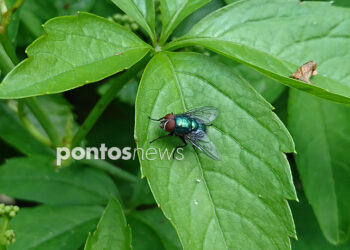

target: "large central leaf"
[135,52,297,249]
[0,12,151,99]
[167,0,350,104]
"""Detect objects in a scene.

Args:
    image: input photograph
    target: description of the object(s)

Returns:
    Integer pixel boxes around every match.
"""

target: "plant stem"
[0,42,14,75]
[0,34,18,65]
[1,44,57,148]
[0,216,9,248]
[17,100,51,146]
[81,159,138,183]
[0,217,8,234]
[0,0,24,65]
[25,97,62,148]
[0,11,61,149]
[71,58,148,148]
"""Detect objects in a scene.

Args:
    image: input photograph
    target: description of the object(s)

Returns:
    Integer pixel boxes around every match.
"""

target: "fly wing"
[185,130,222,161]
[183,106,219,125]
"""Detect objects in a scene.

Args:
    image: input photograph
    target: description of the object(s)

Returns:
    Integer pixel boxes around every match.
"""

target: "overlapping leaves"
[167,0,350,104]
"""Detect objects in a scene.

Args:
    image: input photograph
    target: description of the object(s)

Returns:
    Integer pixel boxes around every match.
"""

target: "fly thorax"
[175,116,192,134]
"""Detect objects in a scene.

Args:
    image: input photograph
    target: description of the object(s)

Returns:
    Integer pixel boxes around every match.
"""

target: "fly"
[149,106,221,161]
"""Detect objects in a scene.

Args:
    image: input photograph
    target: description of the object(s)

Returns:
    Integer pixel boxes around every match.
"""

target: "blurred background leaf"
[0,156,120,205]
[217,56,286,103]
[9,205,103,250]
[291,192,350,250]
[128,208,182,250]
[288,90,350,244]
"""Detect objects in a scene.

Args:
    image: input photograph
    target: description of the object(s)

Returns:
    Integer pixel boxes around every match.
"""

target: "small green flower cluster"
[0,204,19,218]
[0,229,15,245]
[109,14,139,31]
[0,204,19,246]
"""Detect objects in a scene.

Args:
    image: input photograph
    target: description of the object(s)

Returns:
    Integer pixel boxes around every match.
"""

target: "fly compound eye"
[164,119,175,132]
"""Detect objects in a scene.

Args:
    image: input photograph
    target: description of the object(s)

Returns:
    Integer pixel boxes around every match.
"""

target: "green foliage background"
[0,0,349,249]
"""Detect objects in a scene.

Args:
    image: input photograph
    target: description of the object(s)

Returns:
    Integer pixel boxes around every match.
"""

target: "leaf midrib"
[163,53,229,249]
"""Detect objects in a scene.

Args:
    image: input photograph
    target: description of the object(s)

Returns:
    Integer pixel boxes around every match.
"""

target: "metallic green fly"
[149,106,221,161]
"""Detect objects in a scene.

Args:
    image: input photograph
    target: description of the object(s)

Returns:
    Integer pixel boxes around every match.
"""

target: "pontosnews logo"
[56,144,184,166]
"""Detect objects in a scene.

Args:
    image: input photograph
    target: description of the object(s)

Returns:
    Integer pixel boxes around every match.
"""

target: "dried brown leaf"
[290,61,318,84]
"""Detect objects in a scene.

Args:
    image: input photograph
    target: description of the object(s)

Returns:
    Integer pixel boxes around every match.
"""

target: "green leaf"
[0,155,119,205]
[9,205,103,250]
[84,197,131,250]
[224,0,237,4]
[111,0,156,43]
[159,0,210,44]
[291,193,350,250]
[172,0,224,38]
[0,101,53,155]
[0,12,151,99]
[217,56,285,103]
[129,208,182,250]
[288,90,350,244]
[135,52,296,249]
[333,0,350,8]
[167,0,350,104]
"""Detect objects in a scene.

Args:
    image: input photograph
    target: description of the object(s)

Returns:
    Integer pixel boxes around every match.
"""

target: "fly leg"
[192,145,200,157]
[174,136,187,159]
[148,112,173,121]
[148,116,163,121]
[150,132,174,144]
